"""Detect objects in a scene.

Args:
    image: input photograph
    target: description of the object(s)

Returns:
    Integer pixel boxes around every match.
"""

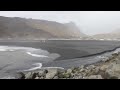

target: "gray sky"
[0,11,120,35]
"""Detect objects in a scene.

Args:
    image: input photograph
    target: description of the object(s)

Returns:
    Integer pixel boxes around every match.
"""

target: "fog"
[0,11,120,35]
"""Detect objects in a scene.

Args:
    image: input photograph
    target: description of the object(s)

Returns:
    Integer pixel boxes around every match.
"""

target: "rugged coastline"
[17,48,120,79]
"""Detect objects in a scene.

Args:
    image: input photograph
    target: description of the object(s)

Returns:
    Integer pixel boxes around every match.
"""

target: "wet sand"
[0,40,120,60]
[0,40,120,78]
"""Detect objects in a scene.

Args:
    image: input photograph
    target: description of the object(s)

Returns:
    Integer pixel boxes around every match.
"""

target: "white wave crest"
[26,52,48,57]
[0,49,7,51]
[0,46,38,52]
[42,67,64,69]
[23,63,42,71]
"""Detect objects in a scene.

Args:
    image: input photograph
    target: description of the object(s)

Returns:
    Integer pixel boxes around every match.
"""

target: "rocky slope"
[92,29,120,40]
[0,16,87,39]
[16,50,120,79]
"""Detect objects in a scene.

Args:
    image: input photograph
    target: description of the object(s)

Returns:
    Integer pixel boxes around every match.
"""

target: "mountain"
[0,16,87,40]
[92,29,120,40]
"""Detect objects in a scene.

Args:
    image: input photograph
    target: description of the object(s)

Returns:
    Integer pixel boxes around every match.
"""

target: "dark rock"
[17,72,25,79]
[38,70,48,77]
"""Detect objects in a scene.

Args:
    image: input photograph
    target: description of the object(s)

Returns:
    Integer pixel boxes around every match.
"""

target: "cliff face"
[26,19,86,38]
[0,16,86,39]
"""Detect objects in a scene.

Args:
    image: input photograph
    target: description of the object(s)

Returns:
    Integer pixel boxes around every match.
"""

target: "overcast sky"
[0,11,120,35]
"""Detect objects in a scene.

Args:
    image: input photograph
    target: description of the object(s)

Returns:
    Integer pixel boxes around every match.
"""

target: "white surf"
[26,52,48,57]
[23,63,43,71]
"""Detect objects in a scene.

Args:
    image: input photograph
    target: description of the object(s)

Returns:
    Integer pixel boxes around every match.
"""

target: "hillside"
[92,29,120,40]
[0,16,87,40]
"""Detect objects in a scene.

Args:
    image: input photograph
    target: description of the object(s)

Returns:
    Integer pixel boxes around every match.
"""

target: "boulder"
[80,68,85,72]
[16,72,25,79]
[53,76,58,79]
[40,76,45,79]
[105,63,120,79]
[87,65,96,70]
[87,75,103,79]
[45,69,58,79]
[94,67,100,74]
[35,77,39,79]
[38,69,48,77]
[25,72,33,79]
[67,69,72,74]
[100,65,109,71]
[101,57,109,62]
[116,59,120,64]
[63,73,71,78]
[73,76,82,79]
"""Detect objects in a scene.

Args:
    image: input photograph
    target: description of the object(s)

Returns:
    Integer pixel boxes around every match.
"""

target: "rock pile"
[18,52,120,79]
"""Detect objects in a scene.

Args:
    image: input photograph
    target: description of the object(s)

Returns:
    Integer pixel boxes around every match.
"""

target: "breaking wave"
[23,63,43,71]
[26,52,48,57]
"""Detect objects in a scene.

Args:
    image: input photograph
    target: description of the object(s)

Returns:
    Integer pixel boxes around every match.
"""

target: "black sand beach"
[0,40,120,78]
[0,40,120,60]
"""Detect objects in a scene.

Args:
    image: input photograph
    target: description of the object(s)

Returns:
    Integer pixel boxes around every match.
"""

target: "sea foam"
[26,52,48,57]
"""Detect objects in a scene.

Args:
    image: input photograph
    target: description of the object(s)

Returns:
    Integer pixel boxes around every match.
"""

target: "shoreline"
[0,40,120,79]
[16,47,120,79]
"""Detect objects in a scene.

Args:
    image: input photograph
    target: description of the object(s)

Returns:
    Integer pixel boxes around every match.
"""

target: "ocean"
[0,40,120,78]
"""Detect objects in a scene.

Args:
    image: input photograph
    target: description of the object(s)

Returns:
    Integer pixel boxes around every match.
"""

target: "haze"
[0,11,120,35]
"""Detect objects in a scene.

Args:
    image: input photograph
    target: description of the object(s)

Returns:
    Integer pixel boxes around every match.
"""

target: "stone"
[45,69,58,79]
[112,53,118,57]
[16,72,25,79]
[72,69,76,73]
[25,72,33,79]
[87,75,103,79]
[35,77,39,79]
[67,69,72,74]
[80,65,84,69]
[100,65,109,71]
[58,72,64,78]
[101,57,109,62]
[53,76,58,79]
[116,59,120,64]
[82,73,87,77]
[40,76,44,79]
[38,70,47,77]
[80,68,85,72]
[32,73,38,79]
[86,65,95,70]
[105,64,120,79]
[73,73,83,79]
[107,64,113,70]
[94,67,100,74]
[86,69,91,73]
[105,70,118,79]
[99,63,119,78]
[71,67,79,73]
[71,73,77,78]
[63,73,71,78]
[73,75,82,79]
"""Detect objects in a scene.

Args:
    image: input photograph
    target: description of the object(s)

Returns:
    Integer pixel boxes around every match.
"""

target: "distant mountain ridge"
[92,29,120,39]
[0,16,87,40]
